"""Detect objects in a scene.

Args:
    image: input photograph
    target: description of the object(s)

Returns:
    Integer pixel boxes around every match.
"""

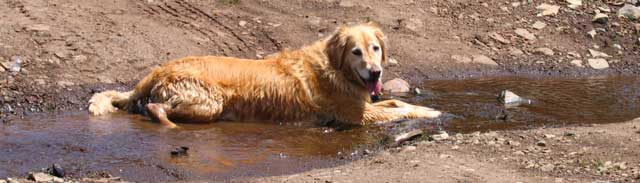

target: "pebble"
[25,24,51,32]
[57,81,75,87]
[537,3,560,16]
[566,0,582,9]
[393,129,423,145]
[472,55,499,66]
[567,51,581,58]
[383,78,410,93]
[592,13,609,24]
[1,56,22,73]
[534,47,554,56]
[48,164,65,178]
[531,21,547,30]
[170,146,189,156]
[587,58,609,69]
[570,59,584,67]
[489,32,510,44]
[588,49,611,58]
[540,164,555,172]
[387,58,399,66]
[618,4,640,20]
[587,29,597,38]
[238,20,248,27]
[430,131,449,141]
[509,47,525,56]
[515,28,536,41]
[536,140,547,147]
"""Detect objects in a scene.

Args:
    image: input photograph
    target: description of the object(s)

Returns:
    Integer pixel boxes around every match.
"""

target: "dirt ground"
[1,0,639,182]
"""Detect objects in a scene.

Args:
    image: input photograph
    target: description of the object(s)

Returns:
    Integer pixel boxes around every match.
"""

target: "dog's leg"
[363,99,441,124]
[145,103,178,128]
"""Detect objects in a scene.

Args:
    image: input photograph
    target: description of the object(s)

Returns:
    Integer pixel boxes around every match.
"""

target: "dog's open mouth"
[366,80,382,96]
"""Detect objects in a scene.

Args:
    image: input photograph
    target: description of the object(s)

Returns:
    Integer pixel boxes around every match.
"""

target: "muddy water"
[0,114,383,182]
[1,76,639,181]
[405,75,640,133]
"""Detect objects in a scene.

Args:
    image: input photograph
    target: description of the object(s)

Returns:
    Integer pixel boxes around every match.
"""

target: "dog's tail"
[88,73,156,116]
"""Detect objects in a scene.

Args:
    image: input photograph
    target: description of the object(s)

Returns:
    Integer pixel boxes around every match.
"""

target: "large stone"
[537,3,560,16]
[618,4,640,20]
[588,58,609,69]
[383,78,410,93]
[515,28,536,40]
[472,55,499,66]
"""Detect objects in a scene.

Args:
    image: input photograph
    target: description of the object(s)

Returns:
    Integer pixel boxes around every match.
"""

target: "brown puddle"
[401,75,640,133]
[2,75,640,181]
[0,114,385,182]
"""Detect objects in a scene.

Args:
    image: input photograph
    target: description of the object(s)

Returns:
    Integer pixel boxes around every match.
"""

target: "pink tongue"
[366,81,382,96]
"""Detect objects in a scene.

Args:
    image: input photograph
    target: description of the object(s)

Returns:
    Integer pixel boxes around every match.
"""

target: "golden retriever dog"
[88,22,442,128]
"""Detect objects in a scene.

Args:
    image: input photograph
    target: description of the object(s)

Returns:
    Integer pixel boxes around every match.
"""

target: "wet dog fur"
[88,22,442,128]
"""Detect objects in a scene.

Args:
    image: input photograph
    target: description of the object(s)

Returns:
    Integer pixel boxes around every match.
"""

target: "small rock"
[618,4,640,20]
[451,55,472,63]
[537,3,560,16]
[531,21,547,30]
[1,56,23,73]
[170,146,189,156]
[564,132,576,137]
[588,49,611,58]
[238,20,248,27]
[383,78,410,93]
[413,88,421,95]
[540,164,555,172]
[513,150,526,155]
[498,90,531,106]
[599,6,612,13]
[392,129,423,146]
[338,0,355,8]
[588,58,609,69]
[387,58,399,66]
[515,28,536,41]
[544,134,556,138]
[472,55,498,66]
[536,140,547,147]
[489,32,510,44]
[57,81,74,87]
[29,172,57,182]
[592,13,609,24]
[566,0,582,9]
[438,154,452,158]
[534,47,554,56]
[47,164,65,178]
[509,47,524,56]
[25,24,51,32]
[567,51,581,58]
[613,44,623,50]
[587,29,597,38]
[430,131,449,141]
[570,59,584,67]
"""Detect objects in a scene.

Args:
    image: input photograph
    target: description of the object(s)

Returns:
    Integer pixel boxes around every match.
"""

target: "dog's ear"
[373,27,387,63]
[326,26,350,70]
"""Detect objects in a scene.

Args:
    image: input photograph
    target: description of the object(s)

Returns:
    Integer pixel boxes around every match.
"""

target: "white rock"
[588,58,609,69]
[515,28,536,40]
[532,21,547,30]
[238,20,248,27]
[587,29,597,38]
[618,4,640,20]
[588,49,611,58]
[570,59,584,67]
[566,0,582,9]
[472,55,499,66]
[537,3,560,16]
[540,164,555,172]
[498,90,531,105]
[592,13,609,24]
[383,78,410,93]
[534,47,554,56]
[387,58,399,66]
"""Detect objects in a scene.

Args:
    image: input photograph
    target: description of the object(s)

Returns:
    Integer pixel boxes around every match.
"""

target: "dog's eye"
[352,49,362,56]
[372,45,380,52]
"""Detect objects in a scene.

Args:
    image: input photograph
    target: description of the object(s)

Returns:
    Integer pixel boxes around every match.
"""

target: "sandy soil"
[1,0,639,182]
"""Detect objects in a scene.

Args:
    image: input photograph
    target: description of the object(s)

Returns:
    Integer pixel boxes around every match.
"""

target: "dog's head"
[325,22,387,97]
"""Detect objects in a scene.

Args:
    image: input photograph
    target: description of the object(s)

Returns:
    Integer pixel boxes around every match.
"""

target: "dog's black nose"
[369,70,381,81]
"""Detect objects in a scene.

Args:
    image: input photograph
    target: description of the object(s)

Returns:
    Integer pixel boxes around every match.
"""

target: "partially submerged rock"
[498,90,532,107]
